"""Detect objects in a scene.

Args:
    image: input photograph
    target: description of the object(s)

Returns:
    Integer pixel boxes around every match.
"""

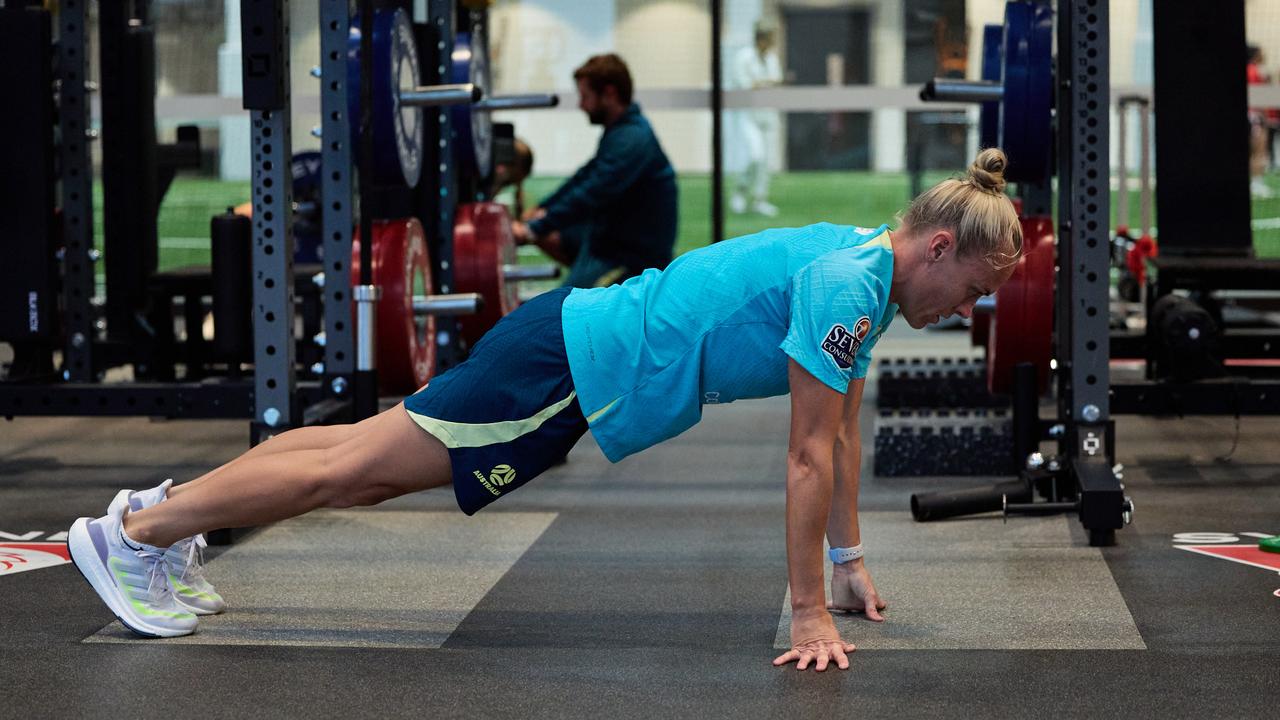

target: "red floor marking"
[0,542,71,577]
[1177,544,1280,573]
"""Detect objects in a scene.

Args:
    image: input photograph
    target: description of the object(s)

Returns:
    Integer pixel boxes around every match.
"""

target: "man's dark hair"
[573,53,633,106]
[514,139,533,180]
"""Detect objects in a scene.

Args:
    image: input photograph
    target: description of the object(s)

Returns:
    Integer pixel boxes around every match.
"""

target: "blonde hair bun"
[968,148,1008,195]
[899,147,1022,270]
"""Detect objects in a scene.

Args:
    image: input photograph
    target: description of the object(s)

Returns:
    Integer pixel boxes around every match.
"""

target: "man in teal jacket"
[513,54,678,288]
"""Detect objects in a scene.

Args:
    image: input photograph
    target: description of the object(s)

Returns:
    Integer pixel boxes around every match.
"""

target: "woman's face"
[900,231,1015,329]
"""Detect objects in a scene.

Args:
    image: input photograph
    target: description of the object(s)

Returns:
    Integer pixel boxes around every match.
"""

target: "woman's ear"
[928,230,956,262]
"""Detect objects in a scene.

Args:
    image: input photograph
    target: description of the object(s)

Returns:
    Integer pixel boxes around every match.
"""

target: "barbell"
[306,206,559,387]
[344,9,559,188]
[353,208,563,387]
[452,202,560,346]
[240,160,560,352]
[450,27,559,181]
[346,218,483,394]
[920,0,1053,184]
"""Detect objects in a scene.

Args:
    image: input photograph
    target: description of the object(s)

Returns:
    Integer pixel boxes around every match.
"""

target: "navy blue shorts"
[403,287,587,514]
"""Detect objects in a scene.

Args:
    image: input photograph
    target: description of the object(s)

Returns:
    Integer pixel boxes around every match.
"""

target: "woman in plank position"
[70,149,1022,672]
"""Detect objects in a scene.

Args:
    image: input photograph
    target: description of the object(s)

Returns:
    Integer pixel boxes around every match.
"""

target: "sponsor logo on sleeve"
[821,316,872,369]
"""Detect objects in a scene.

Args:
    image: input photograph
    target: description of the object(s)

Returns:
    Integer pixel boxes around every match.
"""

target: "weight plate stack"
[875,356,1007,410]
[873,408,1015,477]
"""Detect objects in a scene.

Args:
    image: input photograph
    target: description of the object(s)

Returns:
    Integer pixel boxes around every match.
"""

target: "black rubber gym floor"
[2,327,1278,718]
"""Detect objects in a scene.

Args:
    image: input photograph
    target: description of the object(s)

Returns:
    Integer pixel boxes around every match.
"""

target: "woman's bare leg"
[123,403,451,548]
[167,423,359,498]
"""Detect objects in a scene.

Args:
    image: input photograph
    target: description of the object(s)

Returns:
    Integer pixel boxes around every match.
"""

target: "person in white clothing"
[730,21,783,217]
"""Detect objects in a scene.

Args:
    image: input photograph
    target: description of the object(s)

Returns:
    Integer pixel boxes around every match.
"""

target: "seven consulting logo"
[1173,532,1280,598]
[821,316,872,370]
[0,530,71,577]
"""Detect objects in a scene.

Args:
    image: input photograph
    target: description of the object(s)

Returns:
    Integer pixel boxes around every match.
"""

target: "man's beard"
[587,109,609,125]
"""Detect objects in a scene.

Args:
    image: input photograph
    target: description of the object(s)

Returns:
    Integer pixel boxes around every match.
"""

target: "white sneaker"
[752,200,779,218]
[1251,179,1275,198]
[164,534,225,616]
[107,480,226,616]
[729,193,748,214]
[68,501,198,638]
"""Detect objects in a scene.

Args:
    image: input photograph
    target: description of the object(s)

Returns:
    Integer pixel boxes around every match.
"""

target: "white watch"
[827,544,864,564]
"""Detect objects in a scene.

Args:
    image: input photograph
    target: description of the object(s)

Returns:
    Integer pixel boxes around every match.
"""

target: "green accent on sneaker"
[169,574,219,602]
[108,556,190,619]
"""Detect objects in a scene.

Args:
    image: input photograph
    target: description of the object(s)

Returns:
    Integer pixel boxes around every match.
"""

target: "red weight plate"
[988,254,1027,394]
[988,216,1054,395]
[352,218,437,394]
[453,202,518,345]
[1020,220,1055,389]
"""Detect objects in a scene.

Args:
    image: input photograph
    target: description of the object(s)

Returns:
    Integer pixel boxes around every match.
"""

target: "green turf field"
[522,171,964,258]
[105,170,1280,276]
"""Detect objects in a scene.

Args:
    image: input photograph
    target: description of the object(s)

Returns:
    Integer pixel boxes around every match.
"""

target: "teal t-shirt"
[561,222,897,462]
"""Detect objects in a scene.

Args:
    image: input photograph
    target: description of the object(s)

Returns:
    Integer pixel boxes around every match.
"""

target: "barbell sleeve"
[399,83,483,108]
[353,285,382,372]
[413,292,484,317]
[472,93,560,112]
[911,480,1031,522]
[501,264,561,282]
[919,78,1003,104]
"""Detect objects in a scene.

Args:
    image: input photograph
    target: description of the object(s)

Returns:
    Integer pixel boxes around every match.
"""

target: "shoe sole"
[67,517,196,638]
